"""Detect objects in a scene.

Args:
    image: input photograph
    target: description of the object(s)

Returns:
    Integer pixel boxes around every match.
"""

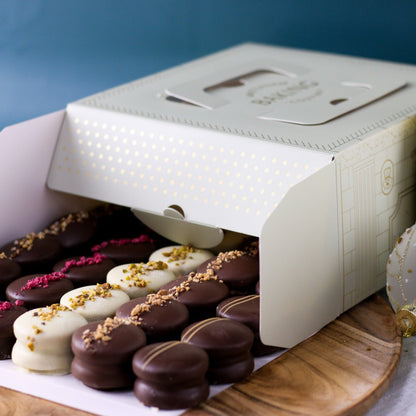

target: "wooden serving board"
[0,293,401,416]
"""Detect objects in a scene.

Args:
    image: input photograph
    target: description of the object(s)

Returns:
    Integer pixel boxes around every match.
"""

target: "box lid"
[47,43,414,243]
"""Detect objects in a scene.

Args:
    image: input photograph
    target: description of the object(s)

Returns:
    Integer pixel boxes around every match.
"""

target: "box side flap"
[259,162,341,348]
[47,105,333,237]
[0,111,96,247]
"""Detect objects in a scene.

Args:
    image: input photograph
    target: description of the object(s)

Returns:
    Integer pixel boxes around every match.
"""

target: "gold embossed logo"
[381,160,394,195]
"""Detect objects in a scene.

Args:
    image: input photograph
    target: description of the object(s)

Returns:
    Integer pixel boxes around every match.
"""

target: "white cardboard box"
[2,43,416,349]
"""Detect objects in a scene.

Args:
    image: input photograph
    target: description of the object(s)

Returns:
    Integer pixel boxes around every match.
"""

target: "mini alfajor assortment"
[0,205,282,411]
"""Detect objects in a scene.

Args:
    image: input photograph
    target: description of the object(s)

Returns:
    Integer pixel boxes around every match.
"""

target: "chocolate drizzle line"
[141,341,182,370]
[217,295,259,315]
[181,317,226,342]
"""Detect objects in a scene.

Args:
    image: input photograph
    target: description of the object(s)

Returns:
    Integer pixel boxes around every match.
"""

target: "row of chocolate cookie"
[0,205,156,295]
[0,244,212,360]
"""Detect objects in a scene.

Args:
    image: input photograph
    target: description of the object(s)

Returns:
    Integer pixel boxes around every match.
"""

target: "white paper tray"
[0,350,283,415]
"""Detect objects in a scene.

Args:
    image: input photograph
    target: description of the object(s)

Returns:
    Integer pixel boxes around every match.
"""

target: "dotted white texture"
[48,106,331,236]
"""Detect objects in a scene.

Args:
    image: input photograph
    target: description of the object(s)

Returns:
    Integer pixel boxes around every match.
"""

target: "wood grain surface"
[0,293,401,416]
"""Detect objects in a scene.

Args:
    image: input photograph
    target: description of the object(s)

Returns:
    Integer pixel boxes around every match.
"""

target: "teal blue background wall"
[1,0,416,128]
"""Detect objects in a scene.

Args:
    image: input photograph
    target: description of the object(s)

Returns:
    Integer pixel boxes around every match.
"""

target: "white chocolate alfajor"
[149,245,213,277]
[60,282,130,322]
[12,304,88,374]
[106,260,176,299]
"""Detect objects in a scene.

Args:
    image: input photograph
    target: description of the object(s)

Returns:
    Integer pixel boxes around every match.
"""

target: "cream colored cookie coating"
[149,245,213,276]
[60,283,130,322]
[12,304,87,374]
[106,261,175,299]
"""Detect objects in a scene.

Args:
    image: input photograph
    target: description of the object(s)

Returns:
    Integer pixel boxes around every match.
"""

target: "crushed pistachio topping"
[33,304,70,322]
[122,261,168,288]
[82,316,127,350]
[27,304,70,351]
[162,245,196,263]
[32,325,43,335]
[67,283,120,309]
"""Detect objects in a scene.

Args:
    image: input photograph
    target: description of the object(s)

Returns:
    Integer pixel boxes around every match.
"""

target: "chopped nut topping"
[205,250,245,272]
[122,261,167,288]
[0,211,89,260]
[162,245,196,263]
[82,316,127,349]
[26,304,70,351]
[244,240,259,257]
[67,283,120,309]
[47,211,89,235]
[35,304,70,322]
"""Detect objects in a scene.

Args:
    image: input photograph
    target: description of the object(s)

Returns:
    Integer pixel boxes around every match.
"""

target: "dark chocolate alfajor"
[0,234,63,274]
[197,250,259,295]
[53,253,115,287]
[133,341,209,410]
[116,294,189,343]
[160,272,229,321]
[181,317,254,384]
[91,236,156,265]
[6,272,74,309]
[217,295,281,356]
[71,317,146,390]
